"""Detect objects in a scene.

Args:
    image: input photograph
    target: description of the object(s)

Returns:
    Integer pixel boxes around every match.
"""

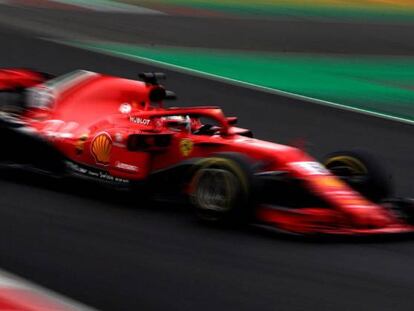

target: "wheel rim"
[325,156,368,178]
[193,168,239,213]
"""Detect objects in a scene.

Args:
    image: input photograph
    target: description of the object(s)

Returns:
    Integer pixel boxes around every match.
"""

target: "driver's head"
[162,115,191,132]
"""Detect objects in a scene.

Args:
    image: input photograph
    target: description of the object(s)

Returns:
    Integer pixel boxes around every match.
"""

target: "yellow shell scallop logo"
[91,133,112,165]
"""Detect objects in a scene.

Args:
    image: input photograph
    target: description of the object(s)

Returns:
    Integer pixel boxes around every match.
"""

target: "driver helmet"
[162,115,191,132]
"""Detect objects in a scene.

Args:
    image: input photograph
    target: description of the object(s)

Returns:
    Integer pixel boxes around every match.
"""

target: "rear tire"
[323,150,392,202]
[189,153,255,224]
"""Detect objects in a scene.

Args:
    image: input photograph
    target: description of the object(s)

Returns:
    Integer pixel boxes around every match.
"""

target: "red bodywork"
[1,69,413,236]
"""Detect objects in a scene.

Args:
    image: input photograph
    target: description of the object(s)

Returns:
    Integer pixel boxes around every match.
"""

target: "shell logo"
[91,133,112,165]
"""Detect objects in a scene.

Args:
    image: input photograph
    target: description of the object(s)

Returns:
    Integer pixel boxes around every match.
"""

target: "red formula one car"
[0,68,413,236]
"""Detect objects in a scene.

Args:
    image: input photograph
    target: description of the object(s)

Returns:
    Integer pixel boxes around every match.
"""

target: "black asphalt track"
[0,25,414,311]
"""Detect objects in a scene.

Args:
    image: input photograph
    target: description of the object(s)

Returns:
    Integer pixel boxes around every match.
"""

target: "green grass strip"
[76,42,414,122]
[116,0,414,21]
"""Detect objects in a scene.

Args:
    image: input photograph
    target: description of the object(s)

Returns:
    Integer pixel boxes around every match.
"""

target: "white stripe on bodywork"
[26,70,99,108]
[44,70,98,96]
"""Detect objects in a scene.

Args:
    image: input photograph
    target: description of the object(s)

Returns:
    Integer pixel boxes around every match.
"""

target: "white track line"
[0,268,98,310]
[47,0,164,14]
[57,41,414,126]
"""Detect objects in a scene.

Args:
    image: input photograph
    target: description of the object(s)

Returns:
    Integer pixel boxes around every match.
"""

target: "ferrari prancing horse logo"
[180,139,194,157]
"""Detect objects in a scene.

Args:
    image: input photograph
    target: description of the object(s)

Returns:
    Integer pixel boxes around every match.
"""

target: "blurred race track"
[0,7,414,311]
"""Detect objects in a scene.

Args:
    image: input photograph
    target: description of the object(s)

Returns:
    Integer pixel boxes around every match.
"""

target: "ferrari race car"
[0,68,413,236]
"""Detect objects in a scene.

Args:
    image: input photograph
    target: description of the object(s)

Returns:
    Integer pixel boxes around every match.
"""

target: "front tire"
[323,150,392,202]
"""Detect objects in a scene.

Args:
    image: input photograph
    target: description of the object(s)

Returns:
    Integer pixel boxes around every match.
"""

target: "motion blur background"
[0,1,414,310]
